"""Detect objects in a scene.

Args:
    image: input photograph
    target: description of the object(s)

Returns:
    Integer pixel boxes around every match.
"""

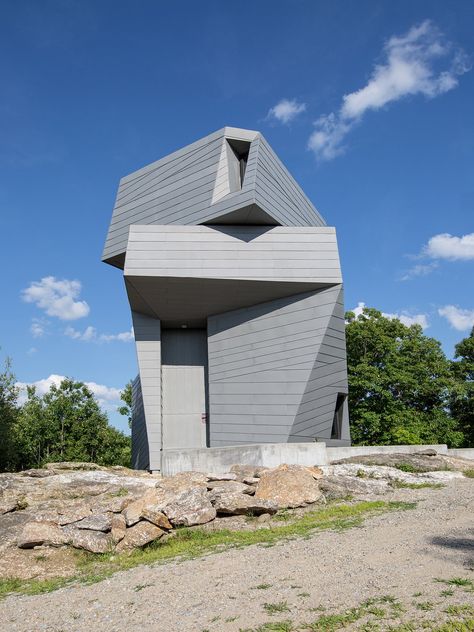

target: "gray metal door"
[161,329,208,449]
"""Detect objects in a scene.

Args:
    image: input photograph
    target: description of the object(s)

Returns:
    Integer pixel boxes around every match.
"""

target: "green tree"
[15,378,131,469]
[450,327,474,447]
[0,356,20,472]
[345,307,463,447]
[118,380,133,429]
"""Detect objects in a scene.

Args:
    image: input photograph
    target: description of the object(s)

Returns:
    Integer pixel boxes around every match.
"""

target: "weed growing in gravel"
[264,601,291,615]
[416,601,435,611]
[0,500,415,599]
[253,583,273,590]
[463,470,474,478]
[440,590,455,597]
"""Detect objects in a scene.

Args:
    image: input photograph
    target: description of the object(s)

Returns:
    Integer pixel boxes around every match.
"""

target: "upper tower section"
[102,127,326,268]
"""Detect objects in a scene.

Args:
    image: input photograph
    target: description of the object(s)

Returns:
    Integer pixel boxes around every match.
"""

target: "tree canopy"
[0,366,131,472]
[345,307,466,447]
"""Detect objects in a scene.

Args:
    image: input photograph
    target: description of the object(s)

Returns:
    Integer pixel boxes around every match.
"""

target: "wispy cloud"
[30,317,49,338]
[349,301,429,329]
[267,98,306,124]
[401,262,439,281]
[16,374,122,410]
[64,325,133,343]
[22,276,90,320]
[308,21,470,160]
[438,305,474,331]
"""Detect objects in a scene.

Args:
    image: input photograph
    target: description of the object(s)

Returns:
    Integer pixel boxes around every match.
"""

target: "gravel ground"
[1,479,473,632]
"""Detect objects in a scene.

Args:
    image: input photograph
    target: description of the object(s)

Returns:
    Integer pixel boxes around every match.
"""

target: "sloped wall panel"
[207,285,345,446]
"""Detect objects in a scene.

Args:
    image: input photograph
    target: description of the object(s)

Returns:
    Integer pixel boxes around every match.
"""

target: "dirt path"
[2,479,473,632]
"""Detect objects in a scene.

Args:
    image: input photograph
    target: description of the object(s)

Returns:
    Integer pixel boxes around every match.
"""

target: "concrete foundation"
[447,448,474,461]
[159,442,450,476]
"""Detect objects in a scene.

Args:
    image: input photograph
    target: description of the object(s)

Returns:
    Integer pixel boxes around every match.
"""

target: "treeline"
[346,307,473,448]
[0,307,473,472]
[0,366,131,472]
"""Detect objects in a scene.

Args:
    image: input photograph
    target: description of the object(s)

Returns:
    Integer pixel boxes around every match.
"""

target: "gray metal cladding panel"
[207,285,347,446]
[124,225,341,283]
[131,311,162,471]
[131,375,149,470]
[253,136,325,227]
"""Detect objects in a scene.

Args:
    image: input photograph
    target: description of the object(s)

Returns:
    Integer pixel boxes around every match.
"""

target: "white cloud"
[349,301,429,329]
[27,347,38,356]
[308,21,470,160]
[438,305,474,331]
[22,276,90,321]
[16,374,122,410]
[268,98,306,124]
[30,317,49,338]
[424,232,474,261]
[64,325,133,343]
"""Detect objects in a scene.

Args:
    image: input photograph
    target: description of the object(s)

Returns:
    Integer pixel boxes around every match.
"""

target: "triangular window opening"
[331,393,346,440]
[226,139,250,191]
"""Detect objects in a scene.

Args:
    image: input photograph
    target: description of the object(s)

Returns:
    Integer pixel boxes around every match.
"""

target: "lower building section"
[131,284,350,471]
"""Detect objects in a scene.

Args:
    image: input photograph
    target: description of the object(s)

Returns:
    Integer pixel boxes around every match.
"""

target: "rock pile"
[2,464,322,554]
[0,452,472,556]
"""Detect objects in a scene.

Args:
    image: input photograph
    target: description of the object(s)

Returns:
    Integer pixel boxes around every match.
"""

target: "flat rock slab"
[141,506,173,530]
[116,521,164,551]
[207,480,253,494]
[211,491,277,516]
[156,471,208,494]
[72,513,112,532]
[255,464,323,509]
[63,527,113,554]
[17,521,66,549]
[331,452,471,473]
[164,488,216,527]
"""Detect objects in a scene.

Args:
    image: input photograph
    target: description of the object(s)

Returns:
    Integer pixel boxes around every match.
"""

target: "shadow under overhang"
[125,276,337,328]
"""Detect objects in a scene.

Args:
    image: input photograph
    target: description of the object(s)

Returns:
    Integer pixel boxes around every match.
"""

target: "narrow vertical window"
[331,393,346,440]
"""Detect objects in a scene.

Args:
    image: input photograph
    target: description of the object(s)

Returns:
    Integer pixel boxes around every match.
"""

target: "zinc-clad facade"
[103,127,350,471]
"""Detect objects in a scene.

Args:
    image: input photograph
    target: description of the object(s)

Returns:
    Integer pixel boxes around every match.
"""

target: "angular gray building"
[103,127,350,471]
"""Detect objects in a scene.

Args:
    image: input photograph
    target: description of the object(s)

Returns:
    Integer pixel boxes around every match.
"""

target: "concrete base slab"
[161,442,329,476]
[159,442,451,475]
[447,448,474,461]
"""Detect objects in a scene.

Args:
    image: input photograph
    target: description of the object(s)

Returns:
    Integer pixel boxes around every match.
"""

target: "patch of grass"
[0,500,414,600]
[108,487,129,497]
[432,619,474,632]
[413,592,424,597]
[226,615,239,622]
[390,481,444,490]
[444,605,474,616]
[440,589,455,597]
[463,470,474,478]
[298,592,311,598]
[435,578,474,589]
[240,622,295,632]
[304,607,363,631]
[263,601,290,615]
[392,463,425,473]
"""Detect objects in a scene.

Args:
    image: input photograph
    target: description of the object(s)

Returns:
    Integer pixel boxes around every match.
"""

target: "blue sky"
[1,1,473,433]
